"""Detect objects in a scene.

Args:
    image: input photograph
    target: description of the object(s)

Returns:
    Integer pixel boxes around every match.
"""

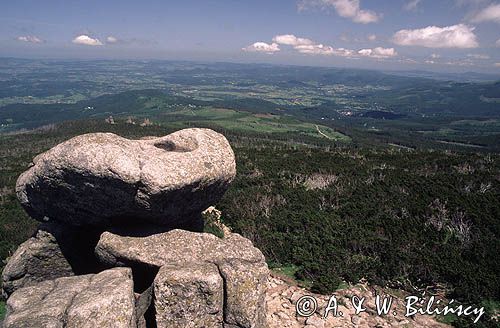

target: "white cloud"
[367,34,377,41]
[404,0,422,11]
[242,42,280,53]
[106,36,118,44]
[17,35,43,43]
[470,3,500,23]
[497,38,500,46]
[494,62,500,67]
[392,24,478,48]
[467,53,490,59]
[272,34,313,46]
[430,53,441,58]
[72,35,103,46]
[425,60,436,64]
[247,34,401,60]
[295,44,335,55]
[333,47,356,57]
[272,34,355,56]
[298,0,380,23]
[358,47,397,58]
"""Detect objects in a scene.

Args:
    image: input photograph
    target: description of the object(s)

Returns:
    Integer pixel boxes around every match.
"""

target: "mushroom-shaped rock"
[2,267,136,328]
[16,128,236,227]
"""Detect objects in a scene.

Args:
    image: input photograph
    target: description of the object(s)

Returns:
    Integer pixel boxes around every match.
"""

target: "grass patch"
[270,264,313,289]
[481,299,500,318]
[203,222,224,239]
[0,300,6,321]
[160,107,351,141]
[436,313,458,325]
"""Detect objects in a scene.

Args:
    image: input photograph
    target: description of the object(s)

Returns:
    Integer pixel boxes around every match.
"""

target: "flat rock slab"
[16,128,236,227]
[3,267,136,328]
[95,229,265,268]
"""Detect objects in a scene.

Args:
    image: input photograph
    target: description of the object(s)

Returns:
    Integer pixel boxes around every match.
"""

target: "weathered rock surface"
[154,262,224,327]
[3,267,136,328]
[95,229,268,328]
[135,286,154,328]
[219,259,269,328]
[16,128,236,227]
[1,222,103,297]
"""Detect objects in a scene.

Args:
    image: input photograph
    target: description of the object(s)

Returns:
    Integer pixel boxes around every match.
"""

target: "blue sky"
[1,0,500,72]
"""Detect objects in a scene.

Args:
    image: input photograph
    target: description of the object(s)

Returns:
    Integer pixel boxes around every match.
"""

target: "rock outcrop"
[95,229,268,327]
[3,267,136,328]
[16,128,236,227]
[2,128,268,328]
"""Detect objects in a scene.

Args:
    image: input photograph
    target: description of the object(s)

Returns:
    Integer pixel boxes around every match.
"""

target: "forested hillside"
[0,118,498,326]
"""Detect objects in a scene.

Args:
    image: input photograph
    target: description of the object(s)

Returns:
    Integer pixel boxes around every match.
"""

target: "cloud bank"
[244,34,397,60]
[392,24,478,48]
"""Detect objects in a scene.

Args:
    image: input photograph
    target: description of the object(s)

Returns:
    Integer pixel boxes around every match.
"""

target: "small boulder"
[1,222,103,297]
[3,267,136,328]
[16,128,236,227]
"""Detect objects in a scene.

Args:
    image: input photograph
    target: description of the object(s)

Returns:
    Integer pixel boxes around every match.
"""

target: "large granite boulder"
[16,128,236,227]
[2,267,136,328]
[154,262,224,327]
[95,229,268,328]
[1,222,103,297]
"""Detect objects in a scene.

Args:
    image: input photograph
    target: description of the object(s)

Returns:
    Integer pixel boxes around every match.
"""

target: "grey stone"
[16,128,236,227]
[154,262,224,328]
[1,222,103,297]
[95,229,264,268]
[306,315,325,328]
[95,229,268,328]
[3,267,136,328]
[135,286,152,328]
[219,259,269,328]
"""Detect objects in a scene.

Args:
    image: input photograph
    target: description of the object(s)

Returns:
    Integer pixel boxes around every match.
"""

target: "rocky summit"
[2,129,268,328]
[16,128,236,227]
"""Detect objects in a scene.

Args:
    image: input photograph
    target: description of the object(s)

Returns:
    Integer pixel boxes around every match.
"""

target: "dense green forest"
[0,117,498,326]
